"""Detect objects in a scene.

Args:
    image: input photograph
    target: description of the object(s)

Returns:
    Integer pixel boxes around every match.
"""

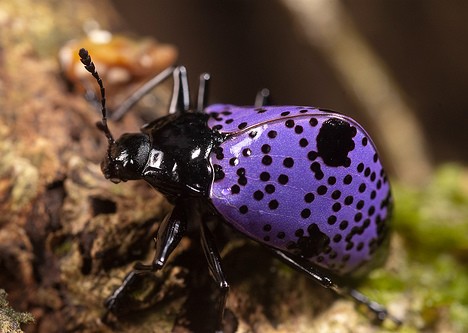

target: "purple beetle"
[79,49,399,331]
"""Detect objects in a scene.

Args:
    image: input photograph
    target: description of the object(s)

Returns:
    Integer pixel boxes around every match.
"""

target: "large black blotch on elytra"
[287,223,330,258]
[317,118,357,167]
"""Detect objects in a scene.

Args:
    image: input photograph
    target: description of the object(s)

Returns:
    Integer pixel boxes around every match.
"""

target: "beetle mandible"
[78,48,399,330]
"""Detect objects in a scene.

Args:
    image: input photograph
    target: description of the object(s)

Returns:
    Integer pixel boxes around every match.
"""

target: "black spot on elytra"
[317,118,356,167]
[213,164,225,181]
[286,223,330,258]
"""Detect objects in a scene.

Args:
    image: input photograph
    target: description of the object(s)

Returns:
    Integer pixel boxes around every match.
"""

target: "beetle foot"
[133,260,164,271]
[133,261,152,271]
[102,296,119,325]
[104,289,126,315]
[104,295,117,309]
[364,300,402,326]
[377,310,403,327]
[103,270,146,316]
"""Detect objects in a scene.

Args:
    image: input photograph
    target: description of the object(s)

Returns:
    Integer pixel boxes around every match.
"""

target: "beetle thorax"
[140,112,224,198]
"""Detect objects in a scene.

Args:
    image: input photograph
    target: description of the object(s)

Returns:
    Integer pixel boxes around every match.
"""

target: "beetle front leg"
[273,249,401,326]
[105,203,187,314]
[199,218,229,333]
[134,203,187,271]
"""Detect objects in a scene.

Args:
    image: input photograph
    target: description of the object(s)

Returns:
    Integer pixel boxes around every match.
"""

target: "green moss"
[362,164,468,332]
[394,165,468,255]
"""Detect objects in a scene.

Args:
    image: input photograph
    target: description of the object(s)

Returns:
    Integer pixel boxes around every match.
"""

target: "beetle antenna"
[78,48,115,146]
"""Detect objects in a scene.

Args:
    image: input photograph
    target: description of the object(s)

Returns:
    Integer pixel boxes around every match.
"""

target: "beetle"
[79,48,399,331]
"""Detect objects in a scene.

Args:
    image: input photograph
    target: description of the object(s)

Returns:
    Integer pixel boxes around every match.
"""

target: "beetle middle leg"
[272,249,401,326]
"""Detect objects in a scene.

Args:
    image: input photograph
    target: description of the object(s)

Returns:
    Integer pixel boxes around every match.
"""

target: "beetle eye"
[109,178,122,184]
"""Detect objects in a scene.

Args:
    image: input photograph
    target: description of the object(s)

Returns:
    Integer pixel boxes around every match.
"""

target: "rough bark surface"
[0,1,403,333]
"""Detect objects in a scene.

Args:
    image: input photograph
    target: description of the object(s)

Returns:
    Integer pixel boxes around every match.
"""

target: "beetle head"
[78,48,151,183]
[101,133,150,183]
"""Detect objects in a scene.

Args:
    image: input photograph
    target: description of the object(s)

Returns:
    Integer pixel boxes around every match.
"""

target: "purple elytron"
[207,105,391,276]
[78,48,398,331]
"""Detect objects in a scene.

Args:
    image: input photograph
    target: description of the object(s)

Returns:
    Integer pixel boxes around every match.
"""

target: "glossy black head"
[101,133,150,183]
[79,49,151,183]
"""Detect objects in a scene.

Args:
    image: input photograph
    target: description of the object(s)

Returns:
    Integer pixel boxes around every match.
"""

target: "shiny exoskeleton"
[79,48,400,331]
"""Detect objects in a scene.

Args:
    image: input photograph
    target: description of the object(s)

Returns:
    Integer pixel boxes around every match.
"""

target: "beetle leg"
[104,269,146,313]
[273,249,401,326]
[196,73,211,113]
[169,66,191,114]
[134,204,187,271]
[105,204,187,315]
[111,66,175,121]
[254,88,271,107]
[199,218,229,333]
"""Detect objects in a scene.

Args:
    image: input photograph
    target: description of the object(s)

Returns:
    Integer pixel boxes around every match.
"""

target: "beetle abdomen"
[208,106,392,276]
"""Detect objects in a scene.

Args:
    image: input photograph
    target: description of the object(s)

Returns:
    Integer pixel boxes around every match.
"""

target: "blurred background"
[1,1,468,332]
[111,0,468,179]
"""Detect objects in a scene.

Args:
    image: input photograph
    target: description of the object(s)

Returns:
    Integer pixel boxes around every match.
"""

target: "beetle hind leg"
[272,249,401,326]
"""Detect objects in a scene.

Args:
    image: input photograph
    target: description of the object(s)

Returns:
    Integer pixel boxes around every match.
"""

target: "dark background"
[112,0,468,165]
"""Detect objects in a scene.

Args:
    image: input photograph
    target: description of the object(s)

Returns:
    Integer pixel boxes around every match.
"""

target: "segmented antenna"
[78,48,115,146]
